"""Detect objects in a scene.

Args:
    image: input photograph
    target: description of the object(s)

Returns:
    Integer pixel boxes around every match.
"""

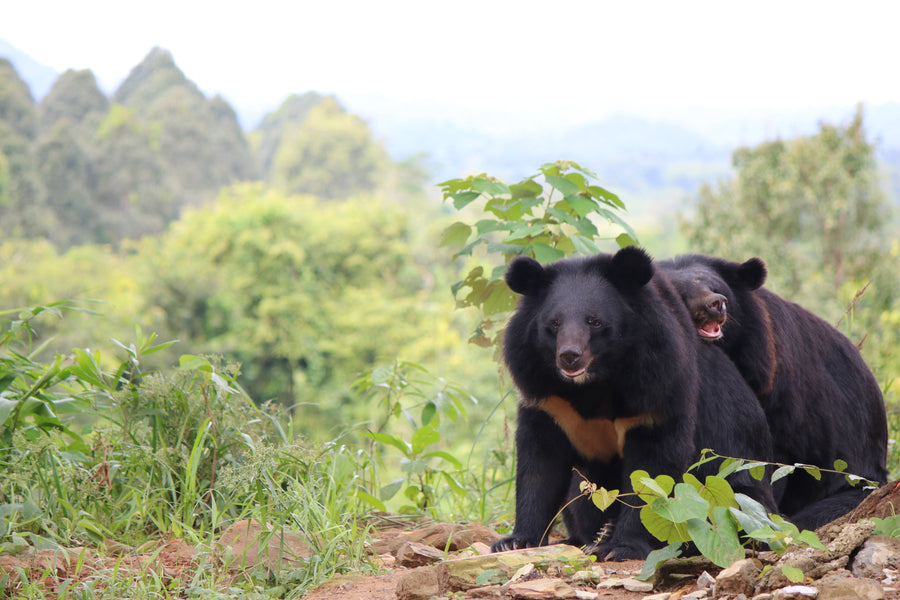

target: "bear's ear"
[736,257,767,290]
[606,246,654,293]
[506,256,548,295]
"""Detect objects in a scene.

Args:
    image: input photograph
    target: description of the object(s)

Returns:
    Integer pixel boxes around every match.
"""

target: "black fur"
[493,248,776,560]
[658,254,888,529]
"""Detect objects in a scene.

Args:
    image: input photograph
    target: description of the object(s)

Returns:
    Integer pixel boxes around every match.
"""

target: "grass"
[0,306,513,599]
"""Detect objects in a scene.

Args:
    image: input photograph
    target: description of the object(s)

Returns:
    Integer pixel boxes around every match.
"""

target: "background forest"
[2,44,900,598]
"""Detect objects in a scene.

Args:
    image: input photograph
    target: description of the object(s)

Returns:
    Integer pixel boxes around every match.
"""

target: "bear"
[657,253,888,529]
[491,247,777,561]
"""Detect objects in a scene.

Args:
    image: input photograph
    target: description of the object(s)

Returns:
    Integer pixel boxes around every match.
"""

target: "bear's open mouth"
[697,321,723,340]
[560,367,587,378]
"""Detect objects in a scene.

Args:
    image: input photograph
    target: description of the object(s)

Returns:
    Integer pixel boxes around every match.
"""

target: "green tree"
[0,58,37,140]
[139,183,447,428]
[252,91,327,174]
[270,98,389,200]
[680,107,894,321]
[38,68,109,133]
[90,104,177,242]
[34,121,97,248]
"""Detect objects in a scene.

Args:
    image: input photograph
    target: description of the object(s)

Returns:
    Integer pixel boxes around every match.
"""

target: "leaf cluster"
[439,160,637,349]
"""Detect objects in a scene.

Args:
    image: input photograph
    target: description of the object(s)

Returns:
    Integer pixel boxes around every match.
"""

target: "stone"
[508,577,577,599]
[396,566,442,600]
[622,577,654,592]
[773,585,818,600]
[852,536,900,578]
[396,541,444,567]
[216,518,312,573]
[716,558,763,597]
[815,573,884,600]
[438,544,591,591]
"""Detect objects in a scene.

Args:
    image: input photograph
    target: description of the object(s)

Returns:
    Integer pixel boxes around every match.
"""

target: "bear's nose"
[706,294,727,316]
[558,347,582,370]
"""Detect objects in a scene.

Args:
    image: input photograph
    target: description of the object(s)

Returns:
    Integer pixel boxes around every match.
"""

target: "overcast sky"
[3,0,899,124]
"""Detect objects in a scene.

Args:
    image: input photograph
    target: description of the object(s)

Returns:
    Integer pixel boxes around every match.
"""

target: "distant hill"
[3,38,899,221]
[0,39,58,99]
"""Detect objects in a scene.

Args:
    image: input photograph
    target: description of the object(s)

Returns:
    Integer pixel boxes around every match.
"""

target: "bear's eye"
[548,318,561,330]
[586,316,603,328]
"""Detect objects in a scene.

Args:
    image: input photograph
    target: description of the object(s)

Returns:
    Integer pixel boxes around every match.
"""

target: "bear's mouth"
[697,321,723,340]
[560,367,587,379]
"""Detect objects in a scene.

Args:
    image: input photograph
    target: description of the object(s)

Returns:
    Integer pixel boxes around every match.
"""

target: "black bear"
[492,247,777,560]
[657,253,888,529]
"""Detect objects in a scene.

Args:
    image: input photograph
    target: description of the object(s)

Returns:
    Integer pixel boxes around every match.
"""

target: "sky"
[3,0,900,127]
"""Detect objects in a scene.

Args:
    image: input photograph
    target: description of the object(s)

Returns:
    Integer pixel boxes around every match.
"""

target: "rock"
[506,563,537,586]
[825,521,877,558]
[622,577,654,592]
[437,544,591,592]
[396,541,444,567]
[773,585,818,599]
[852,536,900,578]
[215,519,313,573]
[654,556,721,589]
[815,572,884,600]
[507,577,577,599]
[395,566,442,600]
[371,522,500,555]
[696,570,716,589]
[645,593,672,600]
[716,558,763,597]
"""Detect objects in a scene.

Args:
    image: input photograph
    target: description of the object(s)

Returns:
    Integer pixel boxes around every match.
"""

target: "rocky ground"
[4,484,900,599]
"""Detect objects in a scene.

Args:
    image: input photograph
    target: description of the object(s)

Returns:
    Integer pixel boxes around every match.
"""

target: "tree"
[139,183,442,426]
[270,98,389,200]
[680,107,894,321]
[38,68,108,133]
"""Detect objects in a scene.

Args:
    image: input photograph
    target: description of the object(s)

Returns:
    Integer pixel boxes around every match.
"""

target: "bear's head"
[504,246,654,384]
[661,255,767,342]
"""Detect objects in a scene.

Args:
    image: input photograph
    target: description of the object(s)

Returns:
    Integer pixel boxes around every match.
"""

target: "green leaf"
[640,505,690,543]
[421,402,437,427]
[545,175,582,197]
[440,221,472,247]
[781,565,805,583]
[380,478,404,500]
[472,178,510,196]
[652,483,710,523]
[364,431,411,455]
[356,490,387,511]
[632,471,675,502]
[833,459,848,472]
[591,488,619,511]
[179,355,211,372]
[424,450,464,470]
[570,235,600,256]
[637,542,682,581]
[616,232,638,248]
[563,194,597,218]
[451,191,481,210]
[411,425,441,454]
[771,465,795,483]
[732,493,778,535]
[686,507,744,568]
[698,475,737,510]
[531,242,566,263]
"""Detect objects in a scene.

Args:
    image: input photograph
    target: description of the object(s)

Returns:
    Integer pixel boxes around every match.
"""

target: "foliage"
[679,106,900,423]
[438,160,638,349]
[680,107,896,322]
[0,303,379,598]
[271,97,389,200]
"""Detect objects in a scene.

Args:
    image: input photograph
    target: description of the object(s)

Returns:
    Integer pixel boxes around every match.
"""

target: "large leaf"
[686,507,744,568]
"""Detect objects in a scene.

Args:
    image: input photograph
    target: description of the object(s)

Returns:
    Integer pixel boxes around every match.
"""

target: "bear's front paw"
[491,535,537,552]
[583,540,651,561]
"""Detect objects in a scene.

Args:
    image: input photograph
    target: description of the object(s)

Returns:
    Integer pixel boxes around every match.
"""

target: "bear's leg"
[492,406,577,551]
[561,460,621,548]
